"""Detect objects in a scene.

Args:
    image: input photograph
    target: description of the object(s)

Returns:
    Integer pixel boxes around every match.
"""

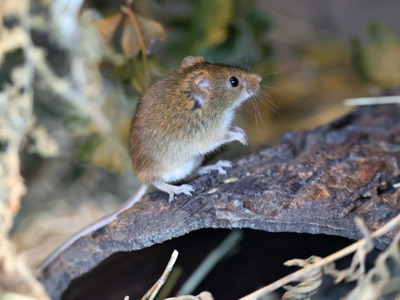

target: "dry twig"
[140,250,179,300]
[239,213,400,300]
[165,292,214,300]
[345,221,400,299]
[344,95,400,106]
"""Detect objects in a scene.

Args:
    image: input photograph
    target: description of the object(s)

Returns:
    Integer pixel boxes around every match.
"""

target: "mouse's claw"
[197,160,233,176]
[168,184,194,202]
[227,125,248,146]
[237,133,248,146]
[177,184,194,196]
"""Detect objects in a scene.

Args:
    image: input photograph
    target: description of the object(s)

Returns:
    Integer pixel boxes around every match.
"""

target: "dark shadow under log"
[39,104,400,299]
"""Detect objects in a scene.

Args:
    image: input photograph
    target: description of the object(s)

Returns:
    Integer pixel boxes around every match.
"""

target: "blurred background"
[2,0,400,298]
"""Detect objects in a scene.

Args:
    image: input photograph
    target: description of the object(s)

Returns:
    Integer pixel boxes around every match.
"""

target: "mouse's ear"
[190,74,210,105]
[181,56,206,68]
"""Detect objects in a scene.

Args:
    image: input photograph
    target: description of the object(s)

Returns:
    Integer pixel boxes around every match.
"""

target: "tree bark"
[39,104,400,300]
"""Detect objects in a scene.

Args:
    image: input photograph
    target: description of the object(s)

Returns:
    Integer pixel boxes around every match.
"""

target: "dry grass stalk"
[139,250,179,300]
[239,213,400,300]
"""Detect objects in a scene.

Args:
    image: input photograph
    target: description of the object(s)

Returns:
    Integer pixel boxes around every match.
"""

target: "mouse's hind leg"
[196,160,233,176]
[152,181,194,202]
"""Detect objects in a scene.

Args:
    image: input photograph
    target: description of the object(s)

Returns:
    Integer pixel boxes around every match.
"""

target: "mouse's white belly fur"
[161,155,204,183]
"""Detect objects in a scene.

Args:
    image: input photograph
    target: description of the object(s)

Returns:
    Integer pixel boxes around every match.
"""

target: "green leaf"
[350,23,400,88]
[78,134,102,163]
[63,115,91,132]
[198,0,234,47]
[114,55,168,92]
[350,37,370,82]
[245,8,272,35]
[164,1,274,74]
[368,23,391,44]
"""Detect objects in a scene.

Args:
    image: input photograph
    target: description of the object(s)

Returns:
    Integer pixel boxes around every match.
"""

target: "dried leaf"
[121,12,166,59]
[93,12,123,43]
[282,256,324,300]
[136,13,166,47]
[121,17,141,58]
[94,9,165,60]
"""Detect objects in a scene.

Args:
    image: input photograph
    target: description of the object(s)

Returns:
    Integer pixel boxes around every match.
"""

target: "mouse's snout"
[241,74,260,98]
[249,73,261,84]
[247,73,261,89]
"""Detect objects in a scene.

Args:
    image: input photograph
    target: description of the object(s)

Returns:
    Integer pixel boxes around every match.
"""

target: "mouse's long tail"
[37,183,149,274]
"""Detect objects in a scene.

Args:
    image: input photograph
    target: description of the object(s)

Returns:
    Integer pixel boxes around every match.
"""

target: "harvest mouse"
[130,56,261,201]
[38,56,261,272]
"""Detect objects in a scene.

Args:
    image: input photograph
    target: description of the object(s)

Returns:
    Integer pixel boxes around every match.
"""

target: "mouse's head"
[179,56,261,112]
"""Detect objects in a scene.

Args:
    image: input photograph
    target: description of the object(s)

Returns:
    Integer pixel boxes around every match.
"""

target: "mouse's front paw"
[214,160,233,175]
[228,125,247,146]
[197,160,233,176]
[237,132,248,146]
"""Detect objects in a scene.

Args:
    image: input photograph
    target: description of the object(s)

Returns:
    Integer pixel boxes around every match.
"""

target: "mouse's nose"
[257,75,262,82]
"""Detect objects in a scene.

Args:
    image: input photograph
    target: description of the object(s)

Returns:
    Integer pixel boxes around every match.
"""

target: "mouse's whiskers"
[257,87,280,116]
[259,84,275,89]
[251,95,264,131]
[260,96,279,116]
[249,97,259,130]
[252,60,273,74]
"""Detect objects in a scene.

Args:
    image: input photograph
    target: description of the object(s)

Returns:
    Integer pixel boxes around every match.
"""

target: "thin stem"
[121,5,149,88]
[141,250,179,300]
[344,96,400,106]
[176,230,243,296]
[239,213,400,300]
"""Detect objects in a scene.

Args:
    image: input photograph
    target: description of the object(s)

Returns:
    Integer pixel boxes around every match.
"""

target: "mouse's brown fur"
[129,56,260,201]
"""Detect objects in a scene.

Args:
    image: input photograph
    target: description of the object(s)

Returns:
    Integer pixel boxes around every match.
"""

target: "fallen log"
[39,104,400,299]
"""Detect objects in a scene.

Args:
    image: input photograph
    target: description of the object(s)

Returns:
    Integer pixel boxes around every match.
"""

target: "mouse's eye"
[229,76,239,87]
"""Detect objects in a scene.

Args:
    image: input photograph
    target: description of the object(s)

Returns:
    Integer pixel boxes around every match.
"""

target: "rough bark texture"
[39,104,400,299]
